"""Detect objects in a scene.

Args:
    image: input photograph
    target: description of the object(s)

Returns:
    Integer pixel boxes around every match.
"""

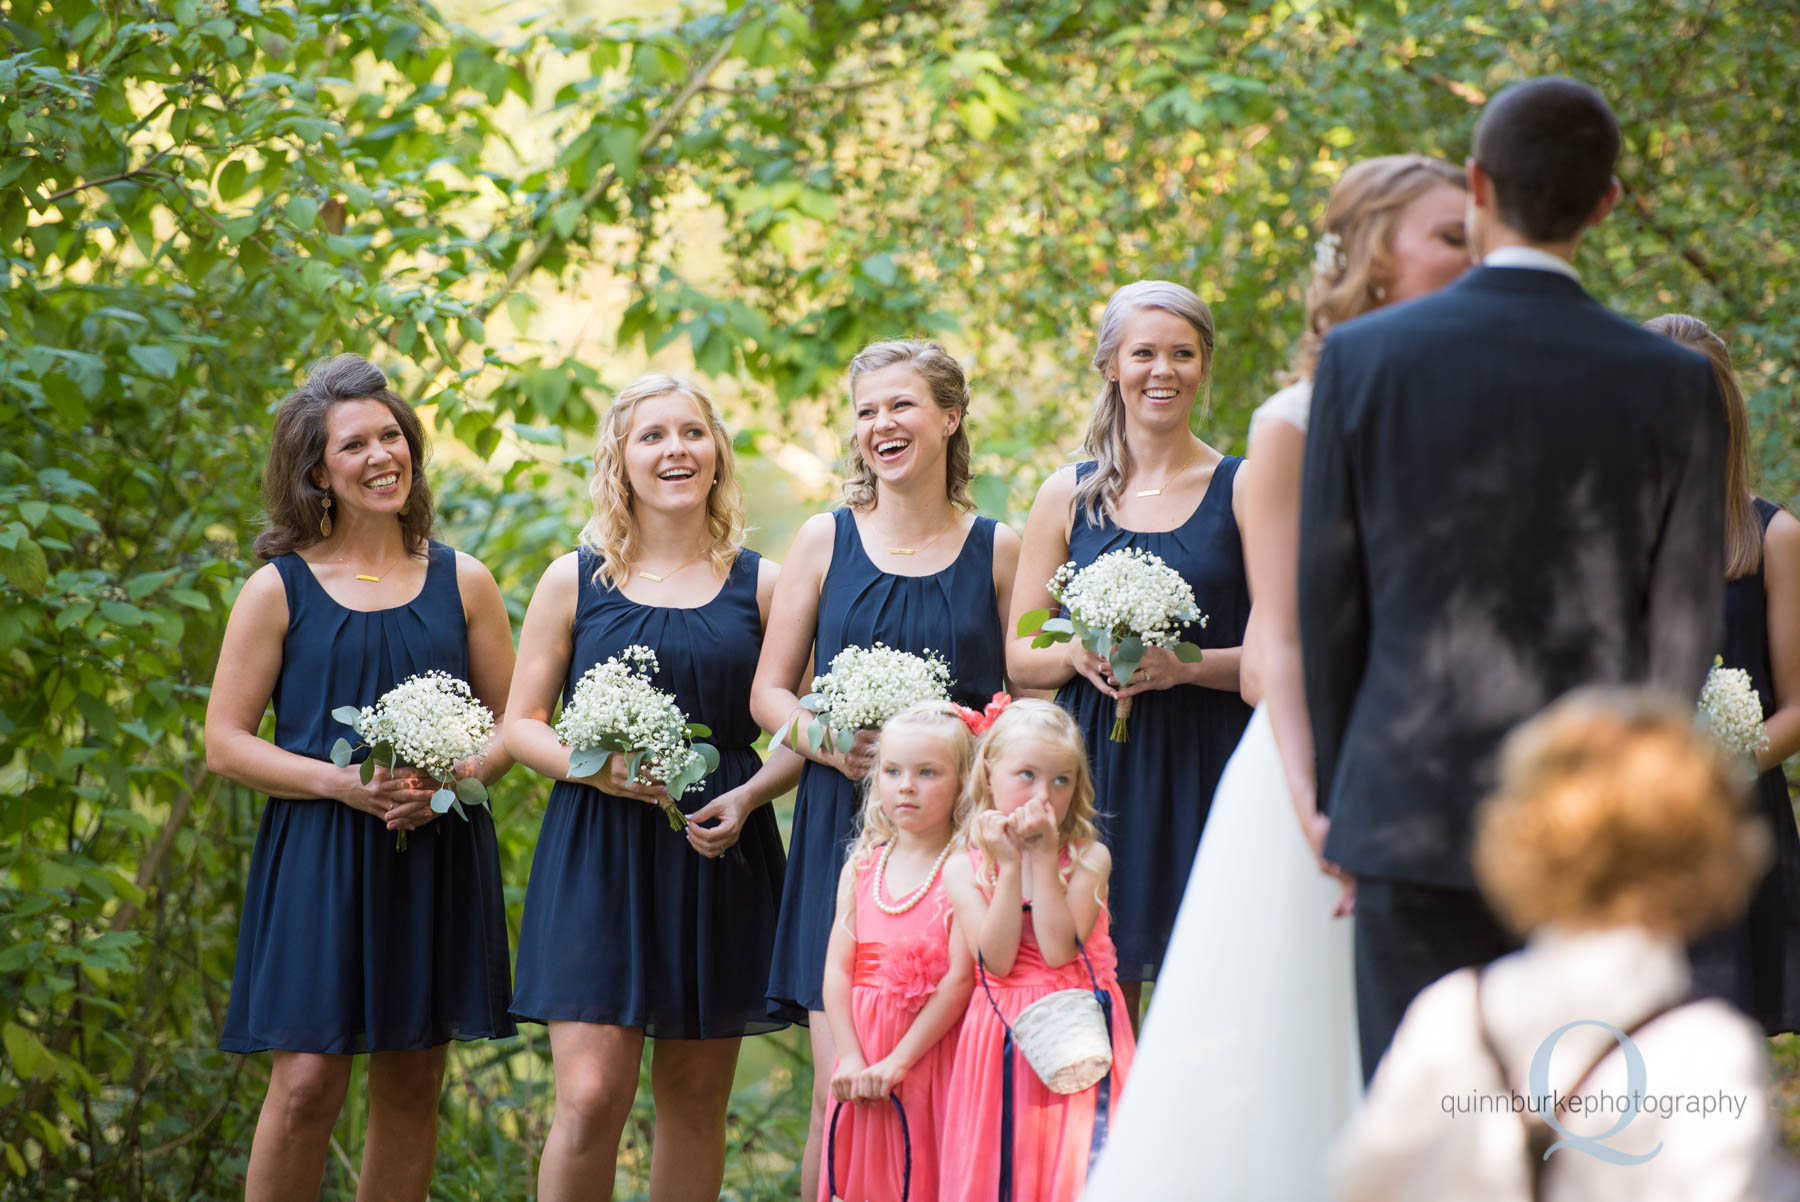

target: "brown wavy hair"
[841,340,975,512]
[1474,687,1765,940]
[1644,314,1762,580]
[1288,154,1466,382]
[581,373,745,589]
[254,354,434,560]
[1074,281,1215,526]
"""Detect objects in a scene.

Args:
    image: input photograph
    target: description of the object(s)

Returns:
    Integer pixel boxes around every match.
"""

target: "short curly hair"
[1474,687,1766,940]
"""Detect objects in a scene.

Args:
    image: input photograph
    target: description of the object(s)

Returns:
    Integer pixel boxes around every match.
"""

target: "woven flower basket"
[1010,987,1113,1094]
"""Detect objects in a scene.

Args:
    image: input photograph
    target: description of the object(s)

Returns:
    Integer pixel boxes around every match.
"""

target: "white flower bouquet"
[776,642,952,755]
[330,671,495,850]
[554,645,718,831]
[1018,547,1207,742]
[1698,656,1769,761]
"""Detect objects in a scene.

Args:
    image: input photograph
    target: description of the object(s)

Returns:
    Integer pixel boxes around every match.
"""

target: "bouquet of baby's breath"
[330,671,494,850]
[1699,656,1769,761]
[555,645,718,831]
[776,643,953,756]
[1018,547,1207,742]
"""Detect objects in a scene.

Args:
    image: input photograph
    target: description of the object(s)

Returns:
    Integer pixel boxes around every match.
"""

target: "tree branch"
[42,160,173,205]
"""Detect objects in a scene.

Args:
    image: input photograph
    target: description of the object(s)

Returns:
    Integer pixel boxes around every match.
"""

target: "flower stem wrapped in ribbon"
[1698,655,1769,761]
[329,671,495,851]
[554,645,718,831]
[775,642,953,755]
[1017,548,1207,742]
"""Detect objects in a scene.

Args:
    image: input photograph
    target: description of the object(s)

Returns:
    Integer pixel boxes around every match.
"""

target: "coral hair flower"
[954,691,1012,736]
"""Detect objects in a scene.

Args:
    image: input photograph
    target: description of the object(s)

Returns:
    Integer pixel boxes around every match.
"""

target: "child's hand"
[855,1057,908,1102]
[979,810,1019,867]
[830,1051,868,1103]
[1009,799,1058,853]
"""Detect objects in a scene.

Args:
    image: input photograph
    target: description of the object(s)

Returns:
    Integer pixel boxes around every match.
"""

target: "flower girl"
[940,699,1135,1202]
[821,701,977,1202]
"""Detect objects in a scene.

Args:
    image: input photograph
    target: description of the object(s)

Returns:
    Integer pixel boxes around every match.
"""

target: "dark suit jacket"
[1298,265,1726,889]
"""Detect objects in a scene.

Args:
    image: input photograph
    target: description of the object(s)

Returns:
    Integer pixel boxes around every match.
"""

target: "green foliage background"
[1,0,1795,1196]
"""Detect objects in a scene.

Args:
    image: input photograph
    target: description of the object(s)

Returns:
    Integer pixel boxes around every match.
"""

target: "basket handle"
[827,1092,911,1202]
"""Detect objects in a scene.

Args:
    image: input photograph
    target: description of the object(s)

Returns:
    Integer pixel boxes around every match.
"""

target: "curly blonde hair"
[841,340,975,512]
[1074,280,1216,526]
[1474,687,1766,940]
[846,700,976,871]
[580,373,746,589]
[1287,154,1466,382]
[962,700,1100,889]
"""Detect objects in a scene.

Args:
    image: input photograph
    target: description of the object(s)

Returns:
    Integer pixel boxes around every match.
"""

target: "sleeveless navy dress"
[765,509,1006,1022]
[1055,459,1253,982]
[1692,497,1800,1034]
[511,547,788,1038]
[221,542,515,1053]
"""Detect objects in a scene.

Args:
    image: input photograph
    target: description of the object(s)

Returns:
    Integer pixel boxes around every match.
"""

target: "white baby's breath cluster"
[809,643,953,733]
[1698,660,1769,760]
[1049,547,1205,647]
[556,645,708,795]
[351,671,493,783]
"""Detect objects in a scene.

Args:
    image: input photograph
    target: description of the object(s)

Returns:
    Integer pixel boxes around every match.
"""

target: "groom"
[1297,76,1726,1082]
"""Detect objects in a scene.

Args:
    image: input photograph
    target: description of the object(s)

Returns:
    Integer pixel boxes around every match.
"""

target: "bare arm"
[823,861,867,1099]
[1026,839,1109,969]
[1760,510,1800,773]
[1007,468,1114,695]
[857,914,975,1100]
[455,550,518,787]
[203,564,432,816]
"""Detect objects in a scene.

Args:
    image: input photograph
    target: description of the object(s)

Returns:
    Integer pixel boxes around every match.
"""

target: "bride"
[1085,155,1473,1200]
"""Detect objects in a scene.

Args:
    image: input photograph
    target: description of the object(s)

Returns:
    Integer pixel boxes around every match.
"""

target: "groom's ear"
[1465,158,1493,208]
[1585,176,1623,229]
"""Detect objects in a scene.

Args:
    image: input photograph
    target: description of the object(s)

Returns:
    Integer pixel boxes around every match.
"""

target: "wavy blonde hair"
[846,700,977,871]
[581,373,745,588]
[962,700,1100,890]
[1474,687,1765,940]
[841,340,975,512]
[1644,314,1762,580]
[1074,280,1215,526]
[1287,154,1466,382]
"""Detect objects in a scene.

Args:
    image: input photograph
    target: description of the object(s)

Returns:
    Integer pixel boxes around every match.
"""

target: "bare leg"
[1119,982,1145,1036]
[245,1052,353,1202]
[537,1023,646,1202]
[356,1046,447,1202]
[646,1037,742,1201]
[799,1016,835,1202]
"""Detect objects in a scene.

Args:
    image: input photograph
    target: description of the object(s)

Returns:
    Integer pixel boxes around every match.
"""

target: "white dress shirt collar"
[1483,245,1581,282]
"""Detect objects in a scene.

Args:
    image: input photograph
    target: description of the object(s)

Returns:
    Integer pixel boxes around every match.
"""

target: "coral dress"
[823,853,961,1202]
[939,851,1136,1202]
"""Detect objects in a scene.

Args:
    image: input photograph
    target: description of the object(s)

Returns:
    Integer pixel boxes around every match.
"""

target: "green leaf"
[217,159,247,201]
[455,776,487,805]
[1172,642,1205,664]
[1015,607,1050,636]
[695,743,719,772]
[798,692,828,712]
[600,125,640,186]
[834,726,854,754]
[568,748,611,779]
[685,723,712,739]
[806,716,825,753]
[18,501,49,528]
[330,738,352,768]
[126,344,178,379]
[99,600,147,626]
[331,705,362,726]
[3,1023,48,1081]
[429,787,455,814]
[359,757,376,785]
[0,539,47,596]
[860,252,898,285]
[285,195,319,230]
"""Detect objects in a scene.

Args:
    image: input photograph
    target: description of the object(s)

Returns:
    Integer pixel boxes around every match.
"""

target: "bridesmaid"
[506,374,797,1202]
[1006,280,1252,1021]
[205,354,517,1202]
[752,339,1019,1201]
[1650,314,1800,1035]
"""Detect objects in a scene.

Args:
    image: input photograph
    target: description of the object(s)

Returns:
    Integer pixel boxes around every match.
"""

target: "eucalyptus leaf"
[834,726,855,754]
[798,693,828,712]
[696,743,720,772]
[1173,642,1206,664]
[430,788,455,814]
[1041,617,1074,636]
[330,705,362,726]
[329,738,352,768]
[625,749,646,783]
[806,717,825,753]
[456,776,488,805]
[359,757,376,786]
[1015,606,1050,636]
[685,722,712,739]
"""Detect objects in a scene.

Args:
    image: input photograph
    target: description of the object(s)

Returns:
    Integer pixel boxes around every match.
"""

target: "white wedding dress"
[1085,383,1361,1201]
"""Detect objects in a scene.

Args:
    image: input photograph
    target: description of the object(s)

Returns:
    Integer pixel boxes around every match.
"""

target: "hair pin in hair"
[1313,230,1346,276]
[954,691,1012,735]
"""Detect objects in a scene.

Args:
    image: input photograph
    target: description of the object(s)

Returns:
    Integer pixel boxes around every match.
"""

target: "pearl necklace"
[874,838,955,915]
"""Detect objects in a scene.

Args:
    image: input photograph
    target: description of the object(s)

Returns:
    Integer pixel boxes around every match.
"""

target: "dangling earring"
[1372,283,1388,302]
[319,495,333,538]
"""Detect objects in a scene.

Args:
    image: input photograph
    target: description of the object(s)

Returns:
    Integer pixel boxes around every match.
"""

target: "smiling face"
[983,734,1083,829]
[621,390,719,517]
[1386,181,1472,305]
[1110,307,1208,431]
[313,398,412,519]
[877,727,963,838]
[852,363,961,492]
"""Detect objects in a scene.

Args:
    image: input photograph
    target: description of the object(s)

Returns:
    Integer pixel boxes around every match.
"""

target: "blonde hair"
[1644,314,1762,580]
[580,373,746,588]
[1474,687,1765,940]
[1074,281,1215,526]
[1288,154,1466,381]
[847,701,976,869]
[841,340,975,512]
[962,700,1100,889]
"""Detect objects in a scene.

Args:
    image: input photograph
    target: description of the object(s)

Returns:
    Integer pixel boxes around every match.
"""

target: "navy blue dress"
[1692,497,1800,1034]
[1055,458,1253,982]
[765,510,1005,1022]
[511,547,788,1038]
[221,543,515,1054]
